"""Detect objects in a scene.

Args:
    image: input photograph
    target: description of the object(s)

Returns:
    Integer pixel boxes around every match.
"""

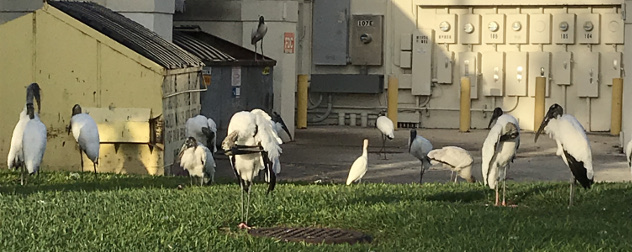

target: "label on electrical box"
[357,20,374,27]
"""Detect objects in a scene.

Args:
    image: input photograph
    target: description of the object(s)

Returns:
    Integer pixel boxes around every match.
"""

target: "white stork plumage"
[535,103,594,207]
[346,139,369,185]
[185,115,217,153]
[482,107,520,206]
[19,83,47,185]
[376,113,394,159]
[178,136,215,186]
[427,146,476,183]
[69,104,100,178]
[222,108,282,229]
[408,129,433,183]
[251,16,268,60]
[7,105,29,173]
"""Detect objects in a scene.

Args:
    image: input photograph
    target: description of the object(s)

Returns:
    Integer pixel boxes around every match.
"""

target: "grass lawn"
[0,170,631,251]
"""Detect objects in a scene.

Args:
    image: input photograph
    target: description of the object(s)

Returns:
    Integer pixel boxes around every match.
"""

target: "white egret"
[376,112,394,159]
[178,136,215,186]
[427,146,476,183]
[20,83,47,185]
[482,107,520,206]
[346,139,369,185]
[222,108,282,229]
[185,115,217,153]
[251,16,268,60]
[535,104,594,207]
[69,104,100,178]
[408,129,433,183]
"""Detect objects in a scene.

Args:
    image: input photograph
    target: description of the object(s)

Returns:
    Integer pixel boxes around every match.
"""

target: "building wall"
[300,0,625,133]
[623,1,632,149]
[0,7,173,174]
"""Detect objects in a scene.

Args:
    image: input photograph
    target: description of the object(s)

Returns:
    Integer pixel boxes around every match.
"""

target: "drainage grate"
[248,227,372,244]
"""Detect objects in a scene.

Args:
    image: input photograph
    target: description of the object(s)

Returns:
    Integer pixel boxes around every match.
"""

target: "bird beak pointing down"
[534,117,549,143]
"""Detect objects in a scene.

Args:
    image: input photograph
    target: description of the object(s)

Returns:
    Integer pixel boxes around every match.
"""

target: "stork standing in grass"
[251,16,268,60]
[408,129,433,183]
[535,104,594,207]
[69,104,100,178]
[427,146,476,183]
[178,136,215,186]
[19,83,47,185]
[482,107,520,206]
[376,112,394,159]
[346,139,369,185]
[7,84,40,174]
[222,109,282,229]
[186,115,217,153]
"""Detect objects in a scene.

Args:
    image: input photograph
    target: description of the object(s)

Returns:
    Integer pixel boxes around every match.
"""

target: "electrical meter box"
[576,52,599,97]
[602,13,624,44]
[507,14,529,44]
[506,52,528,96]
[350,15,384,65]
[577,14,600,44]
[412,29,434,95]
[552,52,572,85]
[459,14,481,44]
[602,52,622,85]
[529,14,551,44]
[436,49,453,84]
[436,14,457,44]
[482,14,505,44]
[481,52,505,96]
[553,13,575,44]
[458,52,481,99]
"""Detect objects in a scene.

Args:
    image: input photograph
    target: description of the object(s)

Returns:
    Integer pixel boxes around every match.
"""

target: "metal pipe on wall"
[611,78,623,135]
[534,75,546,130]
[459,77,471,132]
[387,75,399,130]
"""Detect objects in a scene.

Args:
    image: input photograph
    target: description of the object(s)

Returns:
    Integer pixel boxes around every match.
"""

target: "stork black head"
[72,104,82,116]
[501,123,520,141]
[259,16,265,25]
[26,83,41,118]
[272,111,292,141]
[488,107,504,128]
[185,137,198,149]
[535,104,564,143]
[408,129,417,152]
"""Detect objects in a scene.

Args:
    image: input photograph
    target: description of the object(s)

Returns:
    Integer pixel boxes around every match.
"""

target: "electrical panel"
[505,52,528,96]
[436,14,457,44]
[602,52,622,86]
[506,14,529,44]
[400,33,412,50]
[459,14,481,44]
[528,52,551,97]
[577,14,600,44]
[552,13,575,44]
[436,49,453,84]
[576,52,599,97]
[481,52,504,97]
[411,28,434,96]
[458,52,481,99]
[552,52,572,85]
[529,14,551,44]
[602,13,624,44]
[349,15,384,65]
[482,14,505,44]
[400,51,412,68]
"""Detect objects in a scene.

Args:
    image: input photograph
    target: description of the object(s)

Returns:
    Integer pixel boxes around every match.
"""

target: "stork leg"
[260,39,264,59]
[494,184,500,206]
[381,134,388,160]
[502,166,508,206]
[254,43,258,61]
[93,162,98,179]
[245,183,251,225]
[20,166,25,186]
[79,149,84,173]
[568,177,575,208]
[454,172,458,183]
[419,163,425,184]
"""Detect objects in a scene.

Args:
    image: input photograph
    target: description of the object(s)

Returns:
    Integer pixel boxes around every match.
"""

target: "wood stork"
[178,136,215,186]
[427,146,476,183]
[69,104,100,178]
[185,115,217,153]
[251,16,268,61]
[346,139,369,185]
[535,104,594,207]
[408,129,433,183]
[271,111,292,142]
[20,83,47,185]
[222,108,282,229]
[482,107,520,206]
[376,113,394,159]
[626,139,632,176]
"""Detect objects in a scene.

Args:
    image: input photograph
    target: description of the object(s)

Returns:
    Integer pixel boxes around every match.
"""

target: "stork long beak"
[488,108,503,128]
[177,142,188,160]
[273,112,292,141]
[408,130,416,153]
[534,117,549,143]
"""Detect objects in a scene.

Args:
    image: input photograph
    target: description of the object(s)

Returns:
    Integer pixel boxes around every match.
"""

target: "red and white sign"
[284,32,295,54]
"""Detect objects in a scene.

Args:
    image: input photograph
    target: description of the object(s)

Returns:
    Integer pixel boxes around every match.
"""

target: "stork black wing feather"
[563,149,593,189]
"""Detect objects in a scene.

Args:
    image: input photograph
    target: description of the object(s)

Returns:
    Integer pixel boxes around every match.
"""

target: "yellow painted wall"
[0,5,200,175]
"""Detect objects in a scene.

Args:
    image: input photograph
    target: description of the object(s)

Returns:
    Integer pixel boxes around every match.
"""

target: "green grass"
[0,171,631,251]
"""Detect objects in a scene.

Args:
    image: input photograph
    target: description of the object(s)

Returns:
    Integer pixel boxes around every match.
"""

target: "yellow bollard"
[296,74,309,129]
[534,76,546,130]
[611,78,623,135]
[459,77,471,132]
[387,75,398,130]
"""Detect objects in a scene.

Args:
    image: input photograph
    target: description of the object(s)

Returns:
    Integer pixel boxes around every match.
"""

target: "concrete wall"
[174,0,298,139]
[0,0,175,41]
[0,7,171,174]
[624,1,632,148]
